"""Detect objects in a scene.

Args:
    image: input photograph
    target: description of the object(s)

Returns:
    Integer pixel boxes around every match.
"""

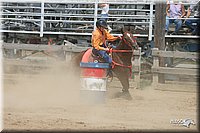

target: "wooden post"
[134,48,141,89]
[154,2,166,83]
[152,48,159,86]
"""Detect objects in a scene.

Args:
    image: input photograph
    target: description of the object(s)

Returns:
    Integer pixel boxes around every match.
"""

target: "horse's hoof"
[114,91,133,100]
[122,91,133,100]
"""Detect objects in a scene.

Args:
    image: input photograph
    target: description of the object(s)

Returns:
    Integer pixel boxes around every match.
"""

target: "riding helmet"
[96,19,107,29]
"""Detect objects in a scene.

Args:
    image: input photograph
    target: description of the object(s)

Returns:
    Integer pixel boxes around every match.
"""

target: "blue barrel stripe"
[80,62,110,69]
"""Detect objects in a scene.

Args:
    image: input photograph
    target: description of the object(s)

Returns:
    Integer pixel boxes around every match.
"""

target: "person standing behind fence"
[184,0,200,35]
[165,0,186,35]
[99,3,112,32]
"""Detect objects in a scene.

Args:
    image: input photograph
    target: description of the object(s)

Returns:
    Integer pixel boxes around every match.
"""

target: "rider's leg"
[98,50,112,63]
[103,53,113,77]
[98,50,113,77]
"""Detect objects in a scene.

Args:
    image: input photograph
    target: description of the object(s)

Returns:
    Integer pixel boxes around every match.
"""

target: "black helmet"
[96,19,107,29]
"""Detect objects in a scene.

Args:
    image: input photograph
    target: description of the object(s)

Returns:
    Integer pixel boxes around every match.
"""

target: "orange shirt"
[91,28,118,50]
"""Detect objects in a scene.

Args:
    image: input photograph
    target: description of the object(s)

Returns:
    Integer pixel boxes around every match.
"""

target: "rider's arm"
[105,30,119,41]
[181,4,186,18]
[99,3,108,7]
[185,6,192,18]
[166,4,170,17]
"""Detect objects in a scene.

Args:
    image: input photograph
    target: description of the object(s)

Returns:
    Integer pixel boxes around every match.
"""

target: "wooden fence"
[2,42,198,88]
[151,48,199,86]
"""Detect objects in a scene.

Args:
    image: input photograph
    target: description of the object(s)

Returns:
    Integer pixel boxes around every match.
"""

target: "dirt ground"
[2,59,198,132]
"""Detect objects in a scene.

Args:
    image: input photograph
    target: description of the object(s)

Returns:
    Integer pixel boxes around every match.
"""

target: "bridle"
[122,31,137,50]
[109,31,137,53]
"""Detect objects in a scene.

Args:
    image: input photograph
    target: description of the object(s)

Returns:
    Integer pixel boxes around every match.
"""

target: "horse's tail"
[69,50,87,76]
[71,50,87,66]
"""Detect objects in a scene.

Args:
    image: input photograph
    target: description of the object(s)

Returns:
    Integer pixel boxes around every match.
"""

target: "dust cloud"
[3,59,198,131]
[4,60,84,108]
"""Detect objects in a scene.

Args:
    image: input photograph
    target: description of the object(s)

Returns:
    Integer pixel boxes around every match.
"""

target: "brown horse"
[71,30,139,100]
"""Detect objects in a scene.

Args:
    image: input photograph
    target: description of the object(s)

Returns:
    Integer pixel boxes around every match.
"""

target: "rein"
[109,49,132,53]
[111,60,133,78]
[109,32,137,78]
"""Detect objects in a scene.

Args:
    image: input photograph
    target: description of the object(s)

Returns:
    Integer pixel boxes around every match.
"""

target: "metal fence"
[0,0,199,41]
[0,0,154,40]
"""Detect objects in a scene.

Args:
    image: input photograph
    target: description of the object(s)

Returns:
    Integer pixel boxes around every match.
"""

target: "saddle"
[83,48,113,79]
[91,50,106,63]
[81,48,105,63]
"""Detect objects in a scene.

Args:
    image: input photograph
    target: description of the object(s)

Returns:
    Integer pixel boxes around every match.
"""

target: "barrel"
[80,62,109,104]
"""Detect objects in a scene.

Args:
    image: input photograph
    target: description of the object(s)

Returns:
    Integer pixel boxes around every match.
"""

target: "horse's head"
[116,25,138,50]
[121,31,139,50]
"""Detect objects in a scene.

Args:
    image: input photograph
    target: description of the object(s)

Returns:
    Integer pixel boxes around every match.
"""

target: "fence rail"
[0,1,154,39]
[1,1,199,41]
[2,42,198,88]
[151,48,198,85]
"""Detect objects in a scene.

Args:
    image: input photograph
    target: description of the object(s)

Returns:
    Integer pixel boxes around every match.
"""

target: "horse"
[71,30,139,100]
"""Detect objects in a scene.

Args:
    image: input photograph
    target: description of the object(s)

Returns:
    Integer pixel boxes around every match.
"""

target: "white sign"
[80,78,107,91]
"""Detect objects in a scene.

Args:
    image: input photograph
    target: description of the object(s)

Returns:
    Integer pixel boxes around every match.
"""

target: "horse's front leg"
[113,67,132,100]
[115,72,129,92]
[113,66,129,90]
[113,67,130,92]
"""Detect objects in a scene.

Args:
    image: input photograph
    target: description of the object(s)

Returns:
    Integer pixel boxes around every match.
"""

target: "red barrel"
[80,49,109,104]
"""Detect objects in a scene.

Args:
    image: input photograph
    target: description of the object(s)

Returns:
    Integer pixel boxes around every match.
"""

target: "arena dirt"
[3,59,198,131]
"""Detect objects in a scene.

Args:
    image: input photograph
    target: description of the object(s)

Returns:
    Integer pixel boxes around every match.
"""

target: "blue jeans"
[185,19,200,34]
[92,48,112,64]
[165,16,182,33]
[100,14,109,22]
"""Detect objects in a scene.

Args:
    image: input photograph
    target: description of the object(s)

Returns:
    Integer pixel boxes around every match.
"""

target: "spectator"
[99,3,109,21]
[165,0,186,35]
[184,0,200,35]
[99,3,112,32]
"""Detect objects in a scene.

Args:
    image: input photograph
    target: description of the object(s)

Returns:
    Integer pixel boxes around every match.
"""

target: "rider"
[92,19,121,66]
